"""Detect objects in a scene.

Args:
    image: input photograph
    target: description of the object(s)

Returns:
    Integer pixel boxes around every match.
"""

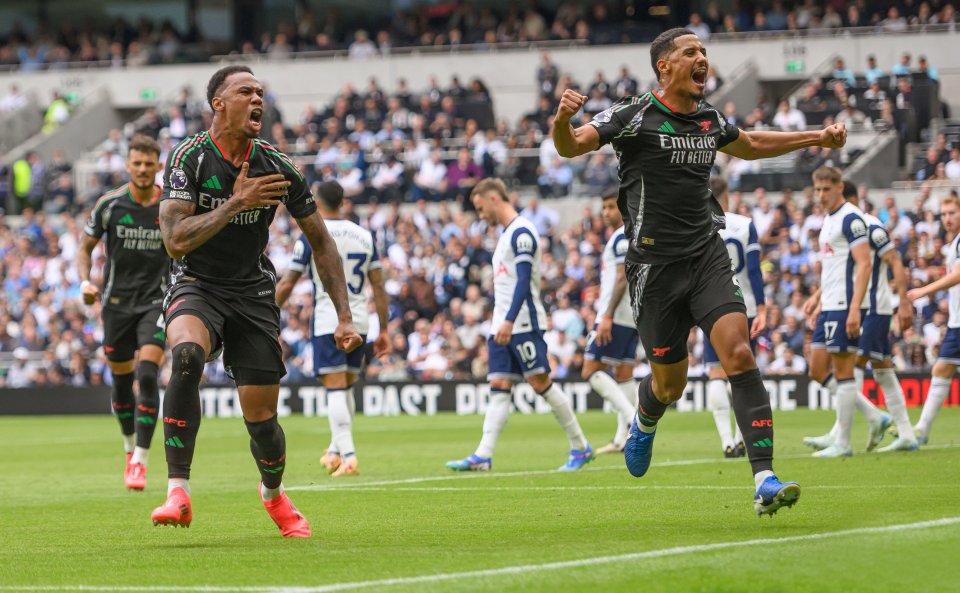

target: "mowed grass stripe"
[6,517,959,593]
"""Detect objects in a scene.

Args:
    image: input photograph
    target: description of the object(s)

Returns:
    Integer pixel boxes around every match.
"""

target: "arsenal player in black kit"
[78,135,167,492]
[553,28,847,516]
[151,65,362,537]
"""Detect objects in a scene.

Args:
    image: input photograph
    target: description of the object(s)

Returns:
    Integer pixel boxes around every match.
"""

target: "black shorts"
[626,233,747,365]
[163,279,285,382]
[102,306,165,362]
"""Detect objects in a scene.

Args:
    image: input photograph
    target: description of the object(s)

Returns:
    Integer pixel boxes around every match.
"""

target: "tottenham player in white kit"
[583,189,641,454]
[904,193,960,445]
[703,177,766,457]
[276,181,391,476]
[802,167,873,458]
[804,181,918,453]
[447,178,593,471]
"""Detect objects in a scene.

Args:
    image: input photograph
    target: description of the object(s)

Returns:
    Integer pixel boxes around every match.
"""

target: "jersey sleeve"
[288,234,312,274]
[510,227,538,264]
[868,224,893,257]
[280,159,317,219]
[84,199,109,239]
[715,108,740,148]
[611,234,628,265]
[161,138,201,205]
[842,212,869,247]
[587,97,641,147]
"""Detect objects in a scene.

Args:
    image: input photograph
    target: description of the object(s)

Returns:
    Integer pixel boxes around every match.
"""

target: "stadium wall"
[1,31,958,127]
[2,375,957,417]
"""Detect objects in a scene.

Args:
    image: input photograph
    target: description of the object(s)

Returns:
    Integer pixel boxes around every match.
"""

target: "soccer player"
[803,180,918,453]
[583,188,640,455]
[904,193,960,444]
[703,176,766,458]
[552,28,847,515]
[152,65,362,537]
[275,180,391,477]
[801,167,873,458]
[447,178,593,471]
[77,134,167,491]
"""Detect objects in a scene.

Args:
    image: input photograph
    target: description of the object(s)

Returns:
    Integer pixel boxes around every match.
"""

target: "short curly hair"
[650,28,696,82]
[206,65,254,109]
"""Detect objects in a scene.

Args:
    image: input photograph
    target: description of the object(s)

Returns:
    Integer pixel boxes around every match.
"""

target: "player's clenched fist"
[555,89,587,123]
[820,122,847,149]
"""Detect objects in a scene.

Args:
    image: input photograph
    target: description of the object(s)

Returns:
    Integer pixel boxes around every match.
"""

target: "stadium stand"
[2,2,960,390]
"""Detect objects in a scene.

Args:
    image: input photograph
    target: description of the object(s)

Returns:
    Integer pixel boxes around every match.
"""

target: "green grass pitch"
[1,408,958,592]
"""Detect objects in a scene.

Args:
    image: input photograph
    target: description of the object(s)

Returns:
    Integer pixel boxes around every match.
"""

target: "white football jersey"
[596,226,634,327]
[946,233,960,328]
[720,211,760,318]
[862,212,895,316]
[491,216,547,334]
[289,219,380,336]
[819,201,869,312]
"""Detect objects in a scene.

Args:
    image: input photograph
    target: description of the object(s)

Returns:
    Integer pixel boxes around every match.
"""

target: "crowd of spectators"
[686,1,959,37]
[3,2,958,73]
[2,177,960,388]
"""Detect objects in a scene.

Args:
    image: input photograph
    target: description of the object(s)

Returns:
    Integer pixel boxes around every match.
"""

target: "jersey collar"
[206,130,255,164]
[651,90,703,115]
[128,183,162,206]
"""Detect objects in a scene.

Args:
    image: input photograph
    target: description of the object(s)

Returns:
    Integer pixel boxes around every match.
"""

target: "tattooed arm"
[160,162,288,259]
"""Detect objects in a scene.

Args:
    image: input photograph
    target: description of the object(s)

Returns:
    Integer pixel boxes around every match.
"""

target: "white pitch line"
[6,517,959,593]
[287,442,960,492]
[316,483,956,493]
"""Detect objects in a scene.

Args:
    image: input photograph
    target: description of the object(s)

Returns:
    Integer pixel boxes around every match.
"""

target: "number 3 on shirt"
[346,253,367,295]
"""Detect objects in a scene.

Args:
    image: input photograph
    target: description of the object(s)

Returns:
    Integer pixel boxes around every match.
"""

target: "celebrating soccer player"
[78,135,167,491]
[583,188,640,455]
[903,193,960,445]
[152,65,362,537]
[703,176,766,458]
[804,180,918,454]
[447,178,593,472]
[276,180,391,477]
[552,28,847,515]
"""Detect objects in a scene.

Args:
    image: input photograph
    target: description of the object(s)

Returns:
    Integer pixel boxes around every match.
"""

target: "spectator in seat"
[348,30,378,59]
[915,146,943,181]
[864,55,885,85]
[831,57,856,88]
[772,100,806,131]
[723,102,745,128]
[796,82,826,113]
[881,7,908,32]
[944,147,960,180]
[917,55,939,81]
[411,149,447,201]
[687,13,711,40]
[445,147,484,202]
[892,52,912,77]
[614,66,638,98]
[836,101,867,127]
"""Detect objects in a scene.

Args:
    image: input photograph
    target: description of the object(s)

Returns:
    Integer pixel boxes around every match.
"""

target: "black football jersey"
[84,183,167,311]
[589,91,740,265]
[160,131,316,286]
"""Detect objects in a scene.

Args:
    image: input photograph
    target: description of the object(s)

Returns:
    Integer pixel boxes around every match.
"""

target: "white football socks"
[542,383,588,450]
[873,368,914,440]
[130,446,149,467]
[853,367,883,423]
[706,378,734,450]
[835,379,857,450]
[168,478,190,496]
[475,390,511,459]
[917,375,951,437]
[327,389,355,459]
[260,482,283,501]
[589,371,636,441]
[123,433,135,454]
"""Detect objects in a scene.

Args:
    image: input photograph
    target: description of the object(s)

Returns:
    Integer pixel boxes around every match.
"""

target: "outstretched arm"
[721,122,847,161]
[908,264,960,301]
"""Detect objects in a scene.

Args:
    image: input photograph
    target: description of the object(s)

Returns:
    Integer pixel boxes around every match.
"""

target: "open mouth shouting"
[248,108,263,133]
[691,67,707,90]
